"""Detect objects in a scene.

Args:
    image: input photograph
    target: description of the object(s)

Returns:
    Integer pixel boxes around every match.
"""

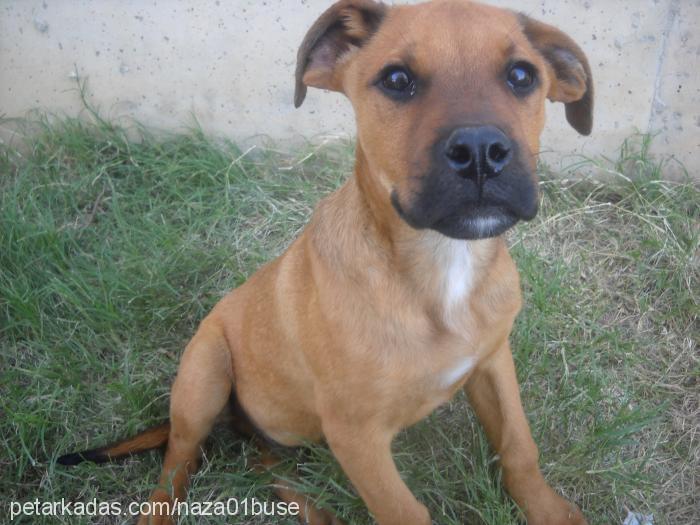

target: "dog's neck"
[352,145,399,247]
[310,146,502,319]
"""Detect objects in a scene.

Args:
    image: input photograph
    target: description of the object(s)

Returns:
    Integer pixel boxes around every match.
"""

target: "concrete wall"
[1,0,698,175]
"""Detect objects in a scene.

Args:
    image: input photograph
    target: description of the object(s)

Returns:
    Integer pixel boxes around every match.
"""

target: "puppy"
[59,1,593,524]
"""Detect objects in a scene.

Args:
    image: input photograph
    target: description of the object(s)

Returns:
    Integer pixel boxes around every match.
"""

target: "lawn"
[1,113,698,525]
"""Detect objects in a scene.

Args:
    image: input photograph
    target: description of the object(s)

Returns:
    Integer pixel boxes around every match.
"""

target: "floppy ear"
[518,14,594,135]
[294,0,387,108]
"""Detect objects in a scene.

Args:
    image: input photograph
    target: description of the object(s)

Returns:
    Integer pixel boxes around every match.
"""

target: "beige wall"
[1,0,698,175]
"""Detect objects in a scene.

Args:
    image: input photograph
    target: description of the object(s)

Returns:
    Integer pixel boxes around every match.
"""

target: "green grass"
[0,114,697,525]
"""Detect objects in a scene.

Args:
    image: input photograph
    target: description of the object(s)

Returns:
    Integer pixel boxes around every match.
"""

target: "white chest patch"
[437,238,475,311]
[440,356,477,389]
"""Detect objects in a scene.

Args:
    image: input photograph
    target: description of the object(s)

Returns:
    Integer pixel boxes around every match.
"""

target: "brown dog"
[59,1,593,524]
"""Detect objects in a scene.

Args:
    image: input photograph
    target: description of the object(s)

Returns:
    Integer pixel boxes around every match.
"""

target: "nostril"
[446,145,472,167]
[445,126,511,179]
[487,142,510,165]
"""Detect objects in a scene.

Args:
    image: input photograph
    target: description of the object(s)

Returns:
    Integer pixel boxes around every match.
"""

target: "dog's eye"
[383,69,411,91]
[378,67,417,99]
[507,62,536,94]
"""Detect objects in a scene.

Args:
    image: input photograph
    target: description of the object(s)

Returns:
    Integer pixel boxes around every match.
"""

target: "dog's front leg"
[322,418,431,525]
[464,342,587,525]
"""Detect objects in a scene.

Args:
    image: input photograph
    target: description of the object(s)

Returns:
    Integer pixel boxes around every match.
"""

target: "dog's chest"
[418,236,479,336]
[437,239,475,316]
[420,239,482,389]
[437,354,477,389]
[390,335,481,428]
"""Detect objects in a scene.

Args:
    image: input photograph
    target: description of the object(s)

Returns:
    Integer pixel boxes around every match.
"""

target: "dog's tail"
[57,421,171,466]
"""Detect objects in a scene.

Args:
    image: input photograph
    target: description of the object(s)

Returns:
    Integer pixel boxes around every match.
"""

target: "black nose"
[444,126,513,182]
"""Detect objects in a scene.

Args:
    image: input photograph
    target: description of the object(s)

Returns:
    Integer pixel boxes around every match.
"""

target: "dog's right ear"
[518,13,594,135]
[294,0,387,108]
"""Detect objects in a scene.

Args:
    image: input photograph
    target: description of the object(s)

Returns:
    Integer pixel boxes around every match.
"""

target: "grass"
[0,113,697,525]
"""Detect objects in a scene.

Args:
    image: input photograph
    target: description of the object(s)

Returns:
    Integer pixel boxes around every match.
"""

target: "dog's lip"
[433,203,516,226]
[432,204,516,228]
[431,205,519,239]
[470,197,538,221]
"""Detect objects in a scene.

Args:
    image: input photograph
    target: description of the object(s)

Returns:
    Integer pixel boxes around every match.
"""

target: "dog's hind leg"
[137,320,232,525]
[254,442,346,525]
[222,390,344,525]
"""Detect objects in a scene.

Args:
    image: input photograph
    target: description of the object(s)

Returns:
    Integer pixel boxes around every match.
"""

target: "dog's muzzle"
[392,124,539,241]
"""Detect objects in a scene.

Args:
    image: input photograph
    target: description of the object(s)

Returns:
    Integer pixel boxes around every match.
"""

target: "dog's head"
[295,0,593,240]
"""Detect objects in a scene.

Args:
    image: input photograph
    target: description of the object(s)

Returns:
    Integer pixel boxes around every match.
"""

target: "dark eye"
[378,67,416,99]
[507,62,536,94]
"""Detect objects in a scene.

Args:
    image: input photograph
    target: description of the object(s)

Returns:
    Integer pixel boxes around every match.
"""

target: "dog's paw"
[525,492,588,525]
[135,490,177,525]
[298,504,346,525]
[136,512,175,525]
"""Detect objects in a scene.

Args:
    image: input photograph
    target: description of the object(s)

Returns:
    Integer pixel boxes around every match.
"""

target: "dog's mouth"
[391,190,534,240]
[431,204,520,240]
[391,160,540,240]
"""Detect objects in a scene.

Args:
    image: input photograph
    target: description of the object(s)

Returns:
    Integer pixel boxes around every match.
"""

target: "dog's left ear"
[518,14,594,135]
[294,0,387,108]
